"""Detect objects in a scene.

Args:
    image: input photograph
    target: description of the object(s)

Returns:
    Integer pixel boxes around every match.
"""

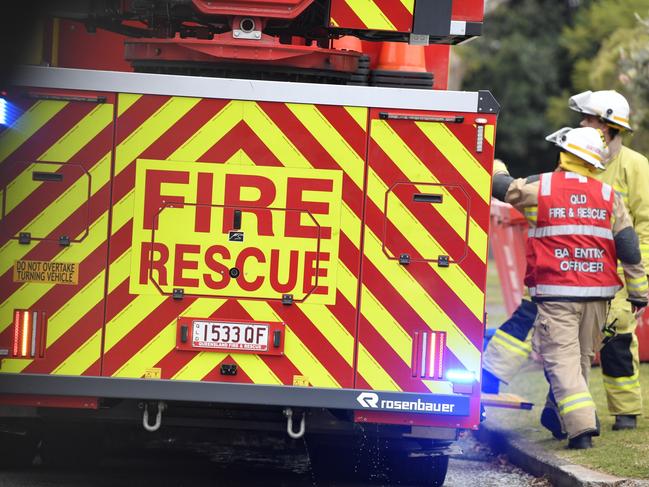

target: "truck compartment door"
[0,88,115,376]
[354,108,494,429]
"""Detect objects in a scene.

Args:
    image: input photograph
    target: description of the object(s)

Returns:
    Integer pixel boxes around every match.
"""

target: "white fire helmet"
[568,90,633,131]
[545,126,608,170]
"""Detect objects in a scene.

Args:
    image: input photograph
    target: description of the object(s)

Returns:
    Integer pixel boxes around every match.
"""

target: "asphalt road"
[0,430,550,487]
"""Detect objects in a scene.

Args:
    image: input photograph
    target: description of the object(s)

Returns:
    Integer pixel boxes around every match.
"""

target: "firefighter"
[569,90,649,431]
[483,90,649,432]
[491,126,648,449]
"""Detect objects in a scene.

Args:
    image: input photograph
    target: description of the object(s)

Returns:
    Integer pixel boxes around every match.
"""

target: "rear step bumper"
[0,373,470,416]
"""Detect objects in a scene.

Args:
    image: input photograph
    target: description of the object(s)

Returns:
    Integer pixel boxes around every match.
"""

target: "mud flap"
[481,392,533,410]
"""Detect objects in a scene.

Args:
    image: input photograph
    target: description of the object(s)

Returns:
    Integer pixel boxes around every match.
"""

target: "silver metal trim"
[31,311,37,358]
[450,21,467,36]
[476,125,484,153]
[408,33,429,46]
[12,66,482,112]
[233,29,262,40]
[421,332,427,377]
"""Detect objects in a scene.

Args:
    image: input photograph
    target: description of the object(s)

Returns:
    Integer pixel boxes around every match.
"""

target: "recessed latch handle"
[413,193,442,204]
[233,209,242,230]
[33,171,63,182]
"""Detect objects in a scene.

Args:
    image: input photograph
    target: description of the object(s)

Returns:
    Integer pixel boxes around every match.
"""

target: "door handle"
[32,171,63,182]
[233,209,242,230]
[413,193,443,203]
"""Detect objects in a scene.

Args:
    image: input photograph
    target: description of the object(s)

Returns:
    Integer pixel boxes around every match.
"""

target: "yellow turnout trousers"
[484,292,642,416]
[601,284,643,415]
[532,301,605,439]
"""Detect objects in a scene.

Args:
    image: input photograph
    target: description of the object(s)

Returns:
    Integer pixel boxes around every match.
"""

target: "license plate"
[191,321,270,352]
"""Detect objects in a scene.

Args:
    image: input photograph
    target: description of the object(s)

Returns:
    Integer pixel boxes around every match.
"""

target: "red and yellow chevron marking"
[355,110,494,394]
[101,96,366,388]
[329,0,414,32]
[0,90,115,376]
[0,86,496,412]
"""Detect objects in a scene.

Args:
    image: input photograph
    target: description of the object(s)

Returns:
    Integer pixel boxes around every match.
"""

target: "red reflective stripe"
[411,330,420,377]
[20,310,31,357]
[12,310,22,356]
[424,332,431,378]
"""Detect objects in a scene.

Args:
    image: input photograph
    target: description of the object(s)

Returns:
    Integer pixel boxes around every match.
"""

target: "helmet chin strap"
[558,151,601,176]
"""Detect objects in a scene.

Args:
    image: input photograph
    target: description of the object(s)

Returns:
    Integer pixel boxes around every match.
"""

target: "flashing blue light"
[0,98,6,125]
[0,96,22,127]
[446,369,476,383]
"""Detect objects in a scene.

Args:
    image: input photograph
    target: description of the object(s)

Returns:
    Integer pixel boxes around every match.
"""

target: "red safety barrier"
[489,199,649,361]
[639,308,649,362]
[489,200,528,317]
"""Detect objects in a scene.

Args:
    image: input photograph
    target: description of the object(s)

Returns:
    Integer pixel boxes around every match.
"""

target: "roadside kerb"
[477,419,649,487]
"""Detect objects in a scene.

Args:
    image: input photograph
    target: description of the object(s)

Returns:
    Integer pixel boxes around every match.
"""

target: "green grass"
[485,363,649,479]
[484,259,649,479]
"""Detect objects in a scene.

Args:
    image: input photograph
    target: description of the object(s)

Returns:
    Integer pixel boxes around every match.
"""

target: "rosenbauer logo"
[130,160,342,304]
[356,392,459,414]
[356,392,380,408]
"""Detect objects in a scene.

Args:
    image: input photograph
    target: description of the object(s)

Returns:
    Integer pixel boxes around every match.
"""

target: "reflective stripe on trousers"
[533,301,604,438]
[602,373,640,391]
[557,391,595,415]
[491,329,532,358]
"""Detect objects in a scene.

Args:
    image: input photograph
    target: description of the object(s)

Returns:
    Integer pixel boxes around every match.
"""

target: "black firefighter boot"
[568,431,593,450]
[481,369,500,394]
[540,407,567,440]
[612,415,637,431]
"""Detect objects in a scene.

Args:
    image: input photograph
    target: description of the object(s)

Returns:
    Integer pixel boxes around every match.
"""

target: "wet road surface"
[0,430,551,487]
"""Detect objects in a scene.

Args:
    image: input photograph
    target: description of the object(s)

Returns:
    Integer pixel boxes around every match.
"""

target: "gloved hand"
[627,298,648,319]
[493,158,509,176]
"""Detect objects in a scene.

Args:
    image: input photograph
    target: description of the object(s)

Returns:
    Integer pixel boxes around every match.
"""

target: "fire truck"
[0,1,498,484]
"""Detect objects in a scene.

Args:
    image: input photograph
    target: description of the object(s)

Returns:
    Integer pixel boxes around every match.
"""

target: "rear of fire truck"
[0,1,497,484]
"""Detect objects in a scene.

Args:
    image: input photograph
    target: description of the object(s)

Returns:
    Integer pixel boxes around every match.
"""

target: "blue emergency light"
[445,369,476,383]
[0,97,7,125]
[0,93,20,127]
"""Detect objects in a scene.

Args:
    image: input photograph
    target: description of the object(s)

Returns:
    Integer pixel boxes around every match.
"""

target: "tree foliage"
[553,0,649,154]
[548,0,649,139]
[458,0,649,175]
[457,0,575,176]
[617,16,649,154]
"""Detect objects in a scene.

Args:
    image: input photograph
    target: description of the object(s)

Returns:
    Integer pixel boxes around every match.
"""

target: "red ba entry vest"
[525,172,622,299]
